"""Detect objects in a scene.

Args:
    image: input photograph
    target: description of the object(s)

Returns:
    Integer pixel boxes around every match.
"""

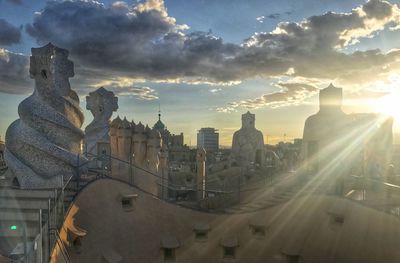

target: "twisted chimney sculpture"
[5,43,86,189]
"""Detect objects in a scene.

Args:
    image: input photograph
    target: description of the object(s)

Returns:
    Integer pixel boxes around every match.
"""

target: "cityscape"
[1,0,400,262]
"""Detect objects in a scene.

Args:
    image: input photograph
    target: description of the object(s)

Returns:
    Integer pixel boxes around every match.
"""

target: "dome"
[153,119,165,131]
[153,106,166,132]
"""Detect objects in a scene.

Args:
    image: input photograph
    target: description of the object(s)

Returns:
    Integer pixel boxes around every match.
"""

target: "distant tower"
[196,147,207,201]
[153,104,170,147]
[158,104,161,123]
[197,128,219,152]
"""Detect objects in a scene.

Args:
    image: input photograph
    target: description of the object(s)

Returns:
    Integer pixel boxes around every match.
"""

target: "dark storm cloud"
[24,0,400,87]
[0,49,31,94]
[362,0,393,19]
[26,0,241,83]
[0,19,22,46]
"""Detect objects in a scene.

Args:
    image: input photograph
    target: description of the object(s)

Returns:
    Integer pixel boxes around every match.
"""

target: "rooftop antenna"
[158,103,161,121]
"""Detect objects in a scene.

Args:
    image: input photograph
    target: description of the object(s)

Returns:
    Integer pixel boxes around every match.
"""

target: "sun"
[369,92,400,121]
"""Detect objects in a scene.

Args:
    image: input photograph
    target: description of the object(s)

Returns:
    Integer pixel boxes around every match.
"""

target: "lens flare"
[369,92,400,121]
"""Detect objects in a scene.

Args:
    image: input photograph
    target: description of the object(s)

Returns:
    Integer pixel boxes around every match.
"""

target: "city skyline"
[1,0,400,146]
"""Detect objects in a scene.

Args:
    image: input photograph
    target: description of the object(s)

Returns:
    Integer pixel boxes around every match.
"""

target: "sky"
[1,0,400,146]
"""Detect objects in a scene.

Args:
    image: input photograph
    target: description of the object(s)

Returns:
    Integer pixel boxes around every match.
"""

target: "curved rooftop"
[57,179,400,263]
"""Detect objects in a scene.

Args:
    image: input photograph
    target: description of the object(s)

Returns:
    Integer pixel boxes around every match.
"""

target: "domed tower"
[5,43,86,189]
[153,105,170,147]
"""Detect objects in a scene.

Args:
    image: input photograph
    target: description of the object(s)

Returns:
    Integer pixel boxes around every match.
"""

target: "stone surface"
[196,147,206,200]
[110,116,164,196]
[5,43,86,189]
[231,111,264,167]
[61,179,400,263]
[85,87,118,156]
[146,129,162,173]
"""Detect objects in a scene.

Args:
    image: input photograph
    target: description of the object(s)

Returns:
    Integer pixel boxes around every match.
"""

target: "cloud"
[256,16,265,23]
[267,13,281,19]
[258,12,291,22]
[23,0,400,89]
[239,0,400,85]
[85,79,159,100]
[0,49,30,94]
[362,0,393,19]
[216,81,318,112]
[110,85,159,100]
[0,19,22,46]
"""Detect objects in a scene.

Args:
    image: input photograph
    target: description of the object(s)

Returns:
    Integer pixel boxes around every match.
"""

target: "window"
[220,235,238,261]
[328,211,345,227]
[331,214,344,225]
[327,201,347,229]
[223,247,235,259]
[161,236,180,262]
[121,198,131,207]
[251,225,266,240]
[249,220,267,240]
[120,193,138,211]
[163,248,176,262]
[193,223,210,242]
[286,255,300,263]
[195,231,207,240]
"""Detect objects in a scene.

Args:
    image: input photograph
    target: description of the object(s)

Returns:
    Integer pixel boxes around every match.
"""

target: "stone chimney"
[196,147,207,201]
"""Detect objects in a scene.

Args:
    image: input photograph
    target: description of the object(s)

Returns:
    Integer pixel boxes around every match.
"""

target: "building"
[170,133,184,147]
[197,128,219,153]
[153,107,171,148]
[153,108,186,150]
[301,84,393,178]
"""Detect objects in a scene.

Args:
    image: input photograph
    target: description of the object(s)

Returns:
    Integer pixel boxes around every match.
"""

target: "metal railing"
[49,228,72,263]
